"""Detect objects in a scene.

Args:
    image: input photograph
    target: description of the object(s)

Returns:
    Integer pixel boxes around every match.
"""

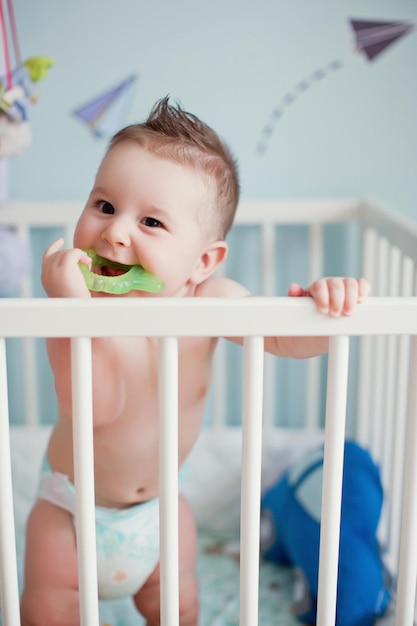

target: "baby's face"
[74,143,213,297]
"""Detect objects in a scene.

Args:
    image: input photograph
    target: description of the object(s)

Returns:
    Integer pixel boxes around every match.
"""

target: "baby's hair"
[108,96,240,239]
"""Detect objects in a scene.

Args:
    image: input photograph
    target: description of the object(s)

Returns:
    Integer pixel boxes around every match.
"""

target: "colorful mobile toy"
[0,0,53,156]
[79,250,165,295]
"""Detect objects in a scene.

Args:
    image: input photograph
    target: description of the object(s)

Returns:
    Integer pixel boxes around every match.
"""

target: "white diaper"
[38,456,160,600]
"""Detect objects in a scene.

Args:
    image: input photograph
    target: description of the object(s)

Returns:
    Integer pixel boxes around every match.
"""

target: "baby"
[21,97,369,626]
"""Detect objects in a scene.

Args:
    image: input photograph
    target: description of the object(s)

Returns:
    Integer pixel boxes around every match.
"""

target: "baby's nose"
[101,218,131,247]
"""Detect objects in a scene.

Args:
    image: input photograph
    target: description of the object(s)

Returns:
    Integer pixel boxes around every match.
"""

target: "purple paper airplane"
[350,19,416,62]
[73,75,138,139]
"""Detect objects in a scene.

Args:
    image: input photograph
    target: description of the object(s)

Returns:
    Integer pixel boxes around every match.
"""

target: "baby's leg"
[21,499,80,626]
[134,495,199,626]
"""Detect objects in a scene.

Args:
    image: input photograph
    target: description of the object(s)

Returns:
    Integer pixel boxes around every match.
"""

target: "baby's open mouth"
[93,265,129,278]
[79,250,165,294]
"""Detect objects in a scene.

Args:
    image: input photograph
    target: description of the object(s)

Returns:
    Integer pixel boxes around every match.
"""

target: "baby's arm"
[200,275,370,359]
[42,239,126,424]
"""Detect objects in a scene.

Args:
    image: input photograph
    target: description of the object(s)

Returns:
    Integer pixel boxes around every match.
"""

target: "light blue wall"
[8,0,417,218]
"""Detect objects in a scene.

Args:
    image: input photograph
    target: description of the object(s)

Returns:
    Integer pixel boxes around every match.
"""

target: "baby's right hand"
[42,238,92,297]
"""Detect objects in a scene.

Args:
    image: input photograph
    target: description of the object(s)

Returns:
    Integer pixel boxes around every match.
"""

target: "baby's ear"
[190,240,228,285]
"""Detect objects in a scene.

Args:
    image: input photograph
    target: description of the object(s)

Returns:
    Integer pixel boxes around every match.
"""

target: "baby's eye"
[142,216,163,228]
[98,201,115,215]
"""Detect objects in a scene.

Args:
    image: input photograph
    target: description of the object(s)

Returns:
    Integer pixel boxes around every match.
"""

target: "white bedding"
[5,425,325,625]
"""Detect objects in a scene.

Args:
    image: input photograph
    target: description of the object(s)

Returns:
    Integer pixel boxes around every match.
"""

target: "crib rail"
[1,296,417,337]
[1,297,417,626]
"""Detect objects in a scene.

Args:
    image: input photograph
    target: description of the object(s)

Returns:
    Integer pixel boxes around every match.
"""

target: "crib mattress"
[4,426,325,625]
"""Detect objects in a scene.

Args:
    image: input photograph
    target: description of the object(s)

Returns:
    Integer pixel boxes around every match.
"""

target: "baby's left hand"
[288,278,370,317]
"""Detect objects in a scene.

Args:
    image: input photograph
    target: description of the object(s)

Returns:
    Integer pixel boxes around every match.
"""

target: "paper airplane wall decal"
[351,19,416,62]
[73,74,138,139]
[257,18,416,154]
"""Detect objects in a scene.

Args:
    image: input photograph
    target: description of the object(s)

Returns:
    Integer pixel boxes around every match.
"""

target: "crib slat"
[158,337,179,626]
[395,336,417,626]
[261,223,275,297]
[386,256,414,572]
[357,227,377,446]
[0,337,21,626]
[240,336,264,626]
[212,339,227,427]
[370,237,389,461]
[211,262,227,428]
[16,224,40,427]
[21,338,39,426]
[306,223,324,429]
[378,245,401,550]
[316,336,350,626]
[262,223,276,428]
[71,337,99,626]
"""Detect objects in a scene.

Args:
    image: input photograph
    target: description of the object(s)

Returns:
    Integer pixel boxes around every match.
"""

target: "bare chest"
[117,334,217,406]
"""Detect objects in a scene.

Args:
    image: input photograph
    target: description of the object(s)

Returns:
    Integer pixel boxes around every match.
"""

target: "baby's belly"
[92,414,201,508]
[49,395,204,509]
[93,448,160,507]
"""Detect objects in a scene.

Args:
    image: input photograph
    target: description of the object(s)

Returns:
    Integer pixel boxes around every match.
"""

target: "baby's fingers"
[308,277,369,317]
[340,277,360,316]
[307,278,331,315]
[341,277,371,315]
[324,277,363,317]
[287,283,309,298]
[43,240,91,268]
[43,237,64,259]
[357,277,371,303]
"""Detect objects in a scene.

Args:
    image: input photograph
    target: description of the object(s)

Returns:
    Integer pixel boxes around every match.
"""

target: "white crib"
[1,198,417,626]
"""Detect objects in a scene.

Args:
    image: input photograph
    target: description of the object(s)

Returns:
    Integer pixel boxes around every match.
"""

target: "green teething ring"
[79,249,165,294]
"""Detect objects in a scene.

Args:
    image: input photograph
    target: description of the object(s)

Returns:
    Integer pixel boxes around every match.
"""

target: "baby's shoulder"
[195,275,250,298]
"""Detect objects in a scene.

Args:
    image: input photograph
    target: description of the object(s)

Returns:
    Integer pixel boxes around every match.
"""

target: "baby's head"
[107,96,240,241]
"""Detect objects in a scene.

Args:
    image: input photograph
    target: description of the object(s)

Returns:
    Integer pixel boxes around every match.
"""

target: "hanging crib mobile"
[0,0,53,295]
[0,0,53,157]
